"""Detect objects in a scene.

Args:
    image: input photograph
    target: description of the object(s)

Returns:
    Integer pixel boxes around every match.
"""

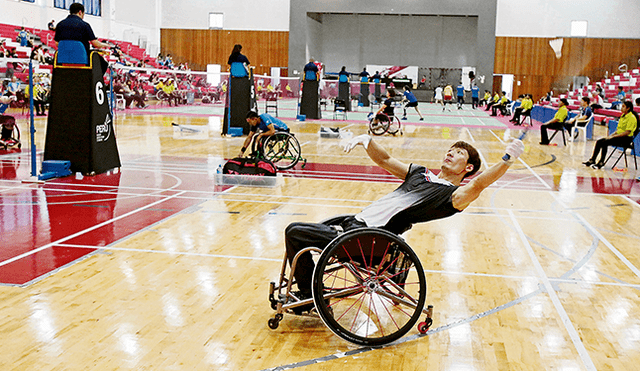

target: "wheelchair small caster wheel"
[268,317,280,329]
[418,318,433,334]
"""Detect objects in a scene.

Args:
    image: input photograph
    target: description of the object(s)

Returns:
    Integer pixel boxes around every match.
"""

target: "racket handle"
[502,130,528,161]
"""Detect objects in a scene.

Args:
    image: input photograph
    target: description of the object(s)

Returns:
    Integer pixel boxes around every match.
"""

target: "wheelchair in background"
[368,112,403,136]
[268,215,433,346]
[251,130,306,170]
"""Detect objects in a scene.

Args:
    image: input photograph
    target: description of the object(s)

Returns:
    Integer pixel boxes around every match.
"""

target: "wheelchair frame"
[368,112,403,136]
[251,130,306,170]
[268,216,433,346]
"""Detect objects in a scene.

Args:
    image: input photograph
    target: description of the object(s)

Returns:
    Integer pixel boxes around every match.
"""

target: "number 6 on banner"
[95,81,104,105]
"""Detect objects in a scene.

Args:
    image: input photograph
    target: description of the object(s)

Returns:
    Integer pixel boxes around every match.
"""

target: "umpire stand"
[338,74,351,112]
[359,76,370,107]
[300,70,320,119]
[43,41,121,176]
[222,62,256,136]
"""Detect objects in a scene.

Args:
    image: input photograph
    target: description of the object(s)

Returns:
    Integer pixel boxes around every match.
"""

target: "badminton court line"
[0,191,188,268]
[508,209,597,371]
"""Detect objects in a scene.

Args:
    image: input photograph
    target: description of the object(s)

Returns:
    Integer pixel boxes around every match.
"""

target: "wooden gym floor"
[0,101,639,370]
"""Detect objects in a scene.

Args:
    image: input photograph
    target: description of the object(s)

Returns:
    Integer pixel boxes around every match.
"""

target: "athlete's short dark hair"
[246,111,259,119]
[70,3,85,14]
[451,141,481,179]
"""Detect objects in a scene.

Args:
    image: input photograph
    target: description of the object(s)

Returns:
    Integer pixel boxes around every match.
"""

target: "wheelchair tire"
[262,132,301,170]
[311,228,426,346]
[386,115,402,136]
[368,116,389,136]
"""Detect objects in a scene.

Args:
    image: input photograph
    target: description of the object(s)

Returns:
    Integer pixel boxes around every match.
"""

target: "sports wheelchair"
[251,130,306,170]
[368,112,403,136]
[268,215,433,346]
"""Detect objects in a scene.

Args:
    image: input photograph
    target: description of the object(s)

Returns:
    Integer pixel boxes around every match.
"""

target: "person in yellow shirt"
[491,91,509,116]
[539,98,569,145]
[511,94,533,124]
[485,91,500,112]
[480,90,491,107]
[583,101,638,169]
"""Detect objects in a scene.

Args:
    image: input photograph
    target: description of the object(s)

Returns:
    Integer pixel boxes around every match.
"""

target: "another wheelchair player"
[239,111,289,157]
[369,89,397,130]
[283,134,525,311]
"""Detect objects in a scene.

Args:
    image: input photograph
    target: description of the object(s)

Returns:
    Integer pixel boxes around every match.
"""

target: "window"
[54,0,102,17]
[570,21,588,37]
[209,13,223,29]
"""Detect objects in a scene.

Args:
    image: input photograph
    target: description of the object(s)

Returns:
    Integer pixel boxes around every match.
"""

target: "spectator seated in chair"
[566,97,593,140]
[582,101,638,169]
[491,91,509,116]
[539,98,570,145]
[511,94,533,125]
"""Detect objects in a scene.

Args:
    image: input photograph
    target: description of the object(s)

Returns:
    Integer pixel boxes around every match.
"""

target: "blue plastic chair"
[56,40,89,65]
[230,62,248,77]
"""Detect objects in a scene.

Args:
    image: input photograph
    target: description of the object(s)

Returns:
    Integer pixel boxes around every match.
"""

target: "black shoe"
[591,162,604,169]
[582,160,594,166]
[290,290,314,315]
[539,141,549,145]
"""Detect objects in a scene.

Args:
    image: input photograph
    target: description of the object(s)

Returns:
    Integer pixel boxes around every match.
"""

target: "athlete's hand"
[504,139,524,163]
[343,134,372,153]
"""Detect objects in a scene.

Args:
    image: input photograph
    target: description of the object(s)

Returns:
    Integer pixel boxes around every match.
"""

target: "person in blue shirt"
[303,58,319,81]
[372,71,381,83]
[228,44,250,76]
[338,66,350,83]
[567,97,593,140]
[471,84,480,109]
[456,82,465,110]
[18,27,30,47]
[240,111,289,157]
[401,86,423,120]
[359,68,370,82]
[609,87,626,109]
[54,3,110,57]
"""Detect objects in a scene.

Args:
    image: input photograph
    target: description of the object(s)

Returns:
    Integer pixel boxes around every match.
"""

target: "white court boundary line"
[489,129,551,189]
[508,209,597,371]
[0,191,187,268]
[552,192,640,279]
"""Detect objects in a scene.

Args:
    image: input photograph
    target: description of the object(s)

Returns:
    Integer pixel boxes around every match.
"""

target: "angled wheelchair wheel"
[368,116,389,136]
[262,132,301,170]
[311,228,427,346]
[386,115,402,135]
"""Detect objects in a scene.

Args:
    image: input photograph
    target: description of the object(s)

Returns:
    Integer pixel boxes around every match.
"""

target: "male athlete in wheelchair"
[268,133,525,345]
[239,111,304,170]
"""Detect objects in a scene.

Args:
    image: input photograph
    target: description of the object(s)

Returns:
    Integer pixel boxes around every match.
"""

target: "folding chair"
[333,99,347,120]
[548,123,568,146]
[264,92,278,116]
[604,127,639,170]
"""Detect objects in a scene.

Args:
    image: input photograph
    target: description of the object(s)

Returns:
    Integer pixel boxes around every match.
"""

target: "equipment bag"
[223,157,277,176]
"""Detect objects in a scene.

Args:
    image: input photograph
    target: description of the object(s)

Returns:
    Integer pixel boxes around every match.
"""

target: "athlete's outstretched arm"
[451,140,524,210]
[343,134,409,179]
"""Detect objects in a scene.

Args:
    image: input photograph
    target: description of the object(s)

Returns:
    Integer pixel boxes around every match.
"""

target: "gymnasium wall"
[495,0,640,38]
[160,29,289,75]
[318,14,478,75]
[494,36,640,101]
[161,0,290,31]
[289,0,497,93]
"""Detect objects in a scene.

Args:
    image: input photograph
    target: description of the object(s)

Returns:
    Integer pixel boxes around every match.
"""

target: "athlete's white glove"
[503,139,524,164]
[343,134,372,153]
